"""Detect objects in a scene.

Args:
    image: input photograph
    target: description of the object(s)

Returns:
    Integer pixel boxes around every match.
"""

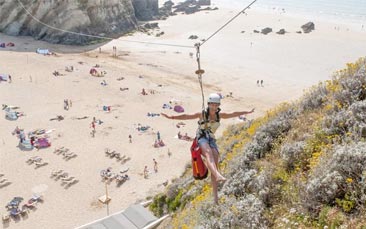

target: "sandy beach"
[1,3,366,228]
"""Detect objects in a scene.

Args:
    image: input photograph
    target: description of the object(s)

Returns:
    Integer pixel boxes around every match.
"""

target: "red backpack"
[191,138,208,180]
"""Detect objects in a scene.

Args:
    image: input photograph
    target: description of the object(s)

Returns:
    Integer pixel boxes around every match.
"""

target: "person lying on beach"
[49,115,64,121]
[161,93,255,204]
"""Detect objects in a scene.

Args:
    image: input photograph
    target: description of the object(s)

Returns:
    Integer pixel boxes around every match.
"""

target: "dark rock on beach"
[276,29,286,35]
[261,27,272,35]
[301,22,315,33]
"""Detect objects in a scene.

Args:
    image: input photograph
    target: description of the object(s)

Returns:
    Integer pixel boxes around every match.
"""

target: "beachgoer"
[8,75,12,83]
[129,134,132,143]
[69,99,72,108]
[91,121,96,131]
[153,159,158,173]
[143,166,149,179]
[157,131,161,141]
[257,80,259,86]
[167,148,172,157]
[260,80,263,87]
[161,93,255,204]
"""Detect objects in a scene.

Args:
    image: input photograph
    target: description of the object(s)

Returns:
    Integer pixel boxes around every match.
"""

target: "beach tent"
[173,105,184,113]
[36,48,50,55]
[76,203,168,229]
[19,139,34,151]
[5,110,18,120]
[0,74,9,81]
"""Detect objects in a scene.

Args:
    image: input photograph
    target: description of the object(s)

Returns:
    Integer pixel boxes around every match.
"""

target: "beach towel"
[0,74,9,81]
[5,111,18,120]
[36,48,50,55]
[174,105,185,113]
[90,68,97,75]
[35,138,51,149]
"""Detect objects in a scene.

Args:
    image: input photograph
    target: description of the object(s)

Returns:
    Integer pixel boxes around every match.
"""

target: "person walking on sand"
[167,148,172,157]
[143,166,149,179]
[153,159,158,173]
[157,131,161,141]
[260,79,264,87]
[161,93,255,204]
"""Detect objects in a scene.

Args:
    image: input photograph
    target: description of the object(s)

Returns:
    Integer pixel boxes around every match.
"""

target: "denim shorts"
[198,136,218,150]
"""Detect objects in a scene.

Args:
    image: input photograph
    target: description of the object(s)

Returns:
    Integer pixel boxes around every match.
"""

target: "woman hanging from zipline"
[161,93,255,204]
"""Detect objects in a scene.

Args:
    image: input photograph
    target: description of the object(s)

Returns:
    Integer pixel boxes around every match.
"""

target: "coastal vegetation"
[150,57,366,228]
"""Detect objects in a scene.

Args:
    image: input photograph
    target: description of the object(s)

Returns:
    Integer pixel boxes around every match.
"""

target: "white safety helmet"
[207,93,221,104]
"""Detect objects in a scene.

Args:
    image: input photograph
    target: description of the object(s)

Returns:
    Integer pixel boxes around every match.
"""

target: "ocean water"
[217,0,366,24]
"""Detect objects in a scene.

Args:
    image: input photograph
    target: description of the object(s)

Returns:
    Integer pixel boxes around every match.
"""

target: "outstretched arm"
[161,112,201,120]
[220,108,255,119]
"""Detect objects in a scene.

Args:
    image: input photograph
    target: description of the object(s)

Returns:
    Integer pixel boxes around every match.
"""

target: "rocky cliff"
[0,0,158,45]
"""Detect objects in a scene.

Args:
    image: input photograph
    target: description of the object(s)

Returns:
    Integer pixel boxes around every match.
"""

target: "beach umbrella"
[32,184,48,195]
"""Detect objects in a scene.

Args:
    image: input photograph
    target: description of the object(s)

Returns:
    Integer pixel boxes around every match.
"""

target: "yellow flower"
[346,178,353,183]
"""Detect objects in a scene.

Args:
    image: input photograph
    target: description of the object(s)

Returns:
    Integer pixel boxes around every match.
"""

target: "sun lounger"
[64,153,77,160]
[57,172,68,178]
[113,153,121,159]
[120,168,129,174]
[64,179,78,186]
[35,161,48,168]
[26,156,42,164]
[53,147,66,153]
[10,208,21,218]
[121,157,131,164]
[51,170,64,177]
[6,197,23,209]
[116,174,129,185]
[61,176,75,182]
[23,194,42,209]
[20,207,29,216]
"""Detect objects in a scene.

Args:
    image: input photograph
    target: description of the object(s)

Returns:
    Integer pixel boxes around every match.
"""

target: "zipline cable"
[200,0,258,47]
[15,0,193,49]
[195,0,258,115]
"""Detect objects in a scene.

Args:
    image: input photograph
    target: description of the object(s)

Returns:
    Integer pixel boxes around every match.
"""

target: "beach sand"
[1,4,366,229]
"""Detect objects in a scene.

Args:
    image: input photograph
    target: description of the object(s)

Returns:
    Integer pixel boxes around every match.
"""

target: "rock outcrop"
[132,0,159,21]
[261,27,272,35]
[276,28,286,35]
[0,0,159,45]
[301,22,315,33]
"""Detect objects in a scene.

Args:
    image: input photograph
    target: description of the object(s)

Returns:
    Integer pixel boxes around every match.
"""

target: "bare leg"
[200,143,226,182]
[211,147,220,204]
